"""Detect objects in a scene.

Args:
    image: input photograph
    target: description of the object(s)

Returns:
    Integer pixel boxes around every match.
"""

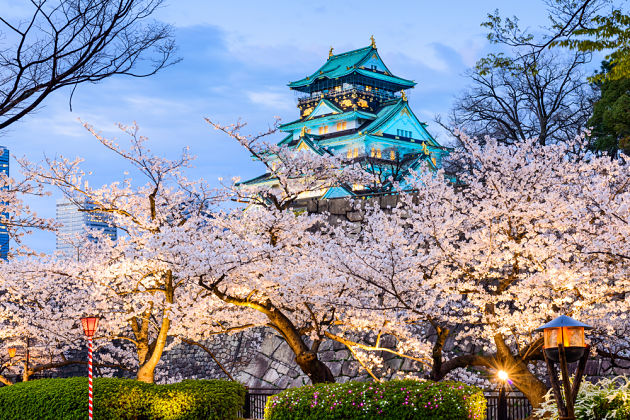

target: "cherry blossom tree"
[181,120,417,384]
[7,122,230,383]
[0,255,133,385]
[324,132,630,407]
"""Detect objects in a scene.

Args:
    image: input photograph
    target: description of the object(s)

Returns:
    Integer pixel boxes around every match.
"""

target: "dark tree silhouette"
[439,49,593,148]
[0,0,178,131]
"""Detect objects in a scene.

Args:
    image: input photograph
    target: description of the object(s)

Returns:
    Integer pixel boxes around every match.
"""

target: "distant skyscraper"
[56,199,117,260]
[0,146,9,260]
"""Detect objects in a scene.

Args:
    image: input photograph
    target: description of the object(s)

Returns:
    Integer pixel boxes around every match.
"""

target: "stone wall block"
[320,351,335,362]
[379,195,398,209]
[385,358,403,371]
[262,368,280,384]
[328,361,342,376]
[327,214,344,225]
[584,360,600,376]
[306,199,318,213]
[290,376,308,388]
[276,375,291,389]
[328,198,351,215]
[332,340,346,351]
[260,335,283,356]
[346,210,364,222]
[242,354,272,379]
[341,361,358,377]
[272,343,297,365]
[319,340,333,351]
[365,197,380,210]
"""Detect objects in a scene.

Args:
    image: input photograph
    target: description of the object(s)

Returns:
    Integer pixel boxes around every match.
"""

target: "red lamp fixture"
[80,316,100,338]
[7,347,16,358]
[80,316,100,420]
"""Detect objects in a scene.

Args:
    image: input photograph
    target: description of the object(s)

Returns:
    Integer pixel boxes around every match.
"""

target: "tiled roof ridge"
[328,45,372,60]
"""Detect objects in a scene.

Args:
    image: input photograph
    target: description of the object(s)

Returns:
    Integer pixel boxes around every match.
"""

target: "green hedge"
[264,379,486,420]
[0,377,246,420]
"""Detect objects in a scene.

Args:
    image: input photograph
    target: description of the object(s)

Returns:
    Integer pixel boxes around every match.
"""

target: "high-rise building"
[240,38,450,198]
[56,199,117,260]
[0,146,9,260]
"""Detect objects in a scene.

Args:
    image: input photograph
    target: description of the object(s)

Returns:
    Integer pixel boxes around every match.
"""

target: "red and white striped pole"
[80,317,99,420]
[88,337,94,420]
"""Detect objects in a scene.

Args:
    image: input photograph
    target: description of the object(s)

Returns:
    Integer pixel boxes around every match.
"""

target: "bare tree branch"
[0,0,179,131]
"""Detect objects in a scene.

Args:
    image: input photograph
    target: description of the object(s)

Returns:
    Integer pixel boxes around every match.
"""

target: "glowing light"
[80,316,100,338]
[498,370,509,381]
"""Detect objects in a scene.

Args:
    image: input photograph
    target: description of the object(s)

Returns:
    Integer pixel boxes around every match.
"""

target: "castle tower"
[241,38,449,199]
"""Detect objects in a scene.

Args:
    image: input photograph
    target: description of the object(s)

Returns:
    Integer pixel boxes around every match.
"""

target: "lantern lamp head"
[497,370,509,382]
[80,316,100,338]
[7,347,16,358]
[535,315,592,363]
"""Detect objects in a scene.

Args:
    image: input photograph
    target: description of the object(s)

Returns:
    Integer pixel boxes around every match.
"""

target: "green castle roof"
[288,46,415,90]
[278,109,377,132]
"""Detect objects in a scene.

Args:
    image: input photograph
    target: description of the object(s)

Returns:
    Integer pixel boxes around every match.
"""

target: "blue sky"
[0,1,564,252]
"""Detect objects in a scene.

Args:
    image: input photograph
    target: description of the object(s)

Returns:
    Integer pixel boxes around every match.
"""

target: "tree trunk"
[136,316,170,383]
[429,325,450,381]
[202,280,335,384]
[494,334,548,409]
[266,307,335,384]
[295,349,335,383]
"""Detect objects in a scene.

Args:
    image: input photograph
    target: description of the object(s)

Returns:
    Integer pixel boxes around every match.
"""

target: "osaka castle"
[241,37,449,199]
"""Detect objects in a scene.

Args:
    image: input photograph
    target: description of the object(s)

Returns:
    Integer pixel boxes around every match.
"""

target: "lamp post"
[497,370,509,420]
[80,316,99,420]
[535,315,592,420]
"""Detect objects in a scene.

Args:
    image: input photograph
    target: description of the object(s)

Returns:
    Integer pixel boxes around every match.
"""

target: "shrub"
[533,376,630,420]
[264,379,486,420]
[0,377,246,420]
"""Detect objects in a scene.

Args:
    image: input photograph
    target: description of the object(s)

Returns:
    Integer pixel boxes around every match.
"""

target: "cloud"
[246,90,294,111]
[123,95,194,116]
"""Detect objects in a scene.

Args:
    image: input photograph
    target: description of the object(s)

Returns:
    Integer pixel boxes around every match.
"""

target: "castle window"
[347,149,352,159]
[396,129,412,138]
[365,85,372,91]
[336,121,347,131]
[370,147,375,157]
[334,85,342,92]
[319,125,329,135]
[353,148,359,158]
[390,150,396,160]
[376,149,382,158]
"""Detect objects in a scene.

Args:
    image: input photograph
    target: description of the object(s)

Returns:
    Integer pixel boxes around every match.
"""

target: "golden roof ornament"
[329,47,334,58]
[370,35,376,48]
[300,126,307,137]
[401,90,407,101]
